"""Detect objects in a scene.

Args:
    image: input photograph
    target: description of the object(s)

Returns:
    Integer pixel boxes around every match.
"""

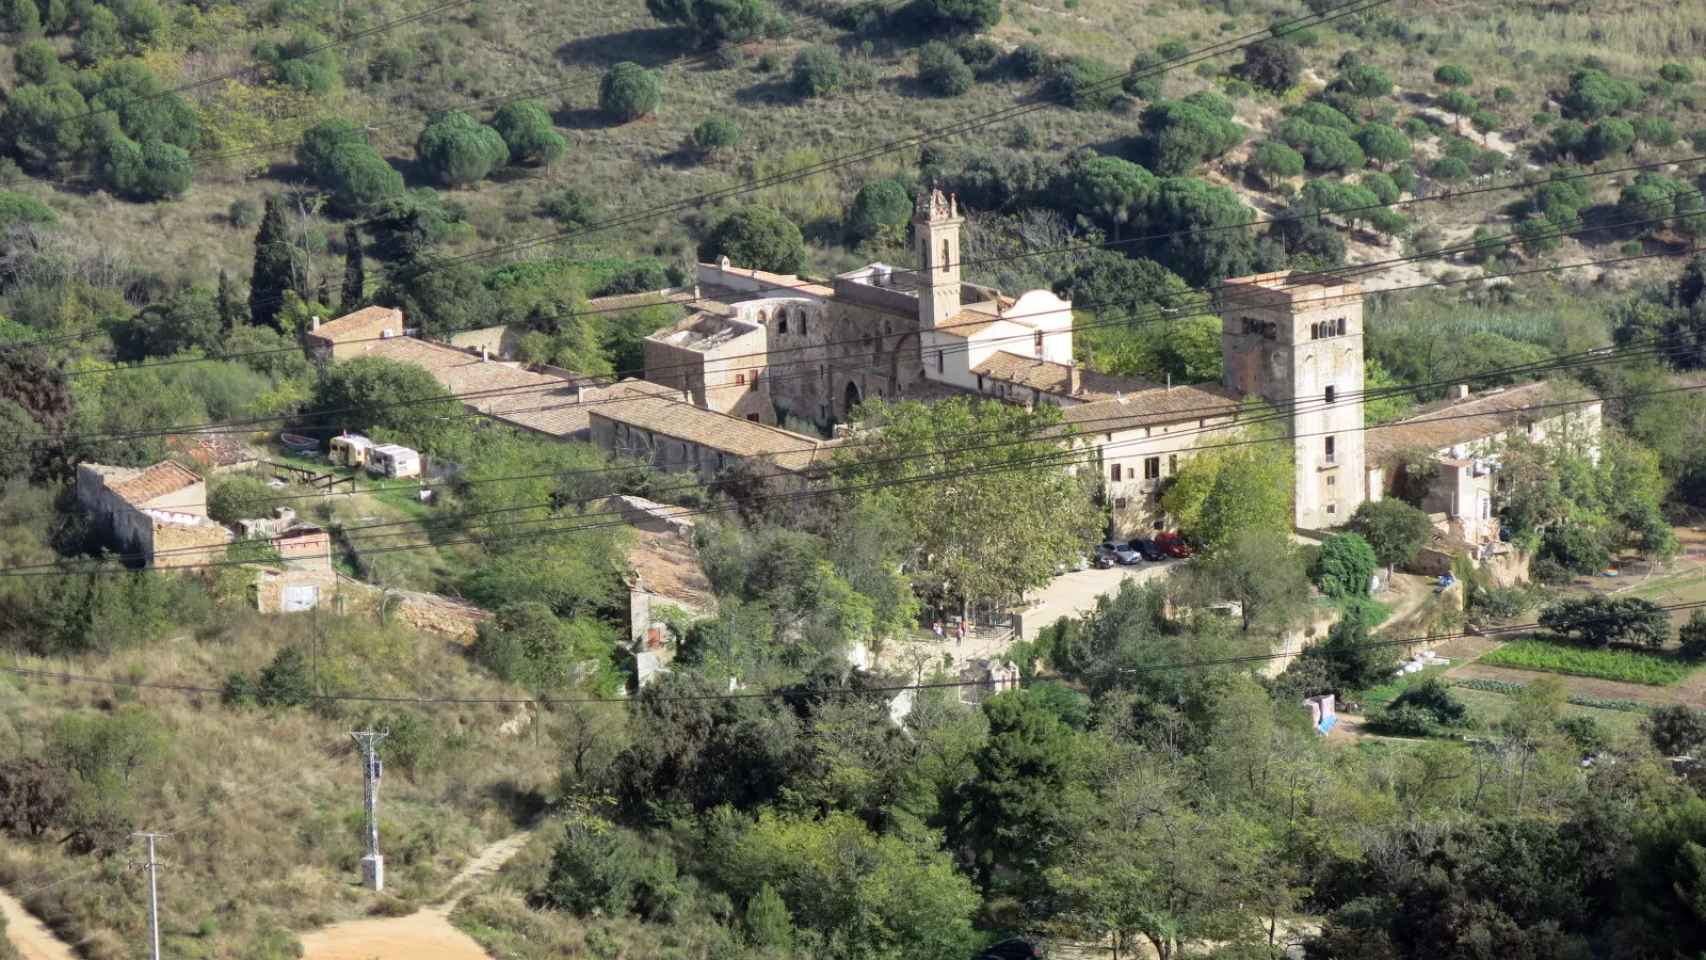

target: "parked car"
[1154,531,1193,558]
[1091,549,1116,569]
[1101,541,1142,565]
[1055,555,1090,575]
[1129,538,1166,562]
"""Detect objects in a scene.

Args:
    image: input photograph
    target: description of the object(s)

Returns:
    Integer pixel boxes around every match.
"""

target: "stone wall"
[150,519,233,569]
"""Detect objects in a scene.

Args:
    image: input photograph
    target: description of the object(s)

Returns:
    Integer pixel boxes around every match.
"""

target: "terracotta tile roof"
[627,533,717,613]
[106,460,202,507]
[310,306,405,342]
[970,351,1158,402]
[1365,381,1591,464]
[696,262,835,299]
[590,380,838,473]
[361,337,600,437]
[1057,384,1245,434]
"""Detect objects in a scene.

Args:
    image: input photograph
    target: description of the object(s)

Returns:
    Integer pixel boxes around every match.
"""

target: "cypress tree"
[341,224,365,313]
[249,195,293,332]
[216,268,241,332]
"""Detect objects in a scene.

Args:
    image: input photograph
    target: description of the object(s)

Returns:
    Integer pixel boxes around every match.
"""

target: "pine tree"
[341,224,365,313]
[249,195,294,332]
[215,268,241,332]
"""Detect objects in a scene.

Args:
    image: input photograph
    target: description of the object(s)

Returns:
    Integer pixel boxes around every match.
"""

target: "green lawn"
[1480,639,1697,686]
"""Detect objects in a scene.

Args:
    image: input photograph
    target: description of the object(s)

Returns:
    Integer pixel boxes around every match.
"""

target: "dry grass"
[0,606,560,960]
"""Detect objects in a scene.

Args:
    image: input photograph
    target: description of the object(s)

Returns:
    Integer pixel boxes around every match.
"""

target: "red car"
[1154,531,1193,558]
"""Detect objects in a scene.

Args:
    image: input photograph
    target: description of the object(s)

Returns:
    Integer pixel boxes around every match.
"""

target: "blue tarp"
[1317,715,1338,734]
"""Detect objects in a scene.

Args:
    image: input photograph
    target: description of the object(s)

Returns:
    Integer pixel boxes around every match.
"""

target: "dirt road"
[299,830,531,960]
[0,888,76,960]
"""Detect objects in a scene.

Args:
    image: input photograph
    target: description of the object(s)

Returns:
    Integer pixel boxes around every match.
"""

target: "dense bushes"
[600,62,662,121]
[645,0,783,46]
[1141,92,1245,175]
[916,41,973,97]
[690,116,741,156]
[1047,56,1121,112]
[1562,67,1643,120]
[1233,38,1301,93]
[1314,532,1377,597]
[491,101,566,167]
[1538,595,1670,649]
[847,178,911,239]
[791,46,846,98]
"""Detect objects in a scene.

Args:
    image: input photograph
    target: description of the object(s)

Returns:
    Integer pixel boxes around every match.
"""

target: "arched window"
[778,312,788,335]
[1336,316,1347,336]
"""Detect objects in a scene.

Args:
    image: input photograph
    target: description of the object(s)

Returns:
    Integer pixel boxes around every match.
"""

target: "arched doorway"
[844,381,862,414]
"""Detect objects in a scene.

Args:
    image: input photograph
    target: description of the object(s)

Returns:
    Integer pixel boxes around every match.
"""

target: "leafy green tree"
[1583,117,1636,161]
[599,61,662,120]
[0,82,91,171]
[72,4,119,64]
[1355,122,1410,167]
[1064,153,1157,239]
[790,46,843,98]
[838,398,1099,615]
[690,116,740,156]
[1431,155,1470,182]
[915,0,1001,31]
[1680,610,1706,660]
[1643,705,1706,756]
[1250,141,1304,183]
[97,135,192,200]
[341,224,365,313]
[248,195,296,332]
[474,602,615,689]
[320,141,403,214]
[109,286,221,360]
[1333,63,1393,115]
[1122,48,1169,101]
[715,809,979,960]
[415,110,509,187]
[916,40,973,96]
[296,118,363,178]
[645,0,780,46]
[698,206,805,273]
[1190,527,1312,631]
[1137,176,1258,284]
[13,39,61,84]
[254,33,341,94]
[255,646,314,707]
[206,472,273,525]
[956,690,1080,894]
[541,816,679,919]
[847,178,911,240]
[1233,37,1302,93]
[1047,55,1121,111]
[7,0,39,34]
[1164,440,1292,550]
[1433,63,1472,87]
[1562,67,1642,119]
[491,100,566,166]
[743,882,793,948]
[309,356,463,440]
[1618,171,1700,238]
[1314,532,1377,597]
[1538,595,1669,648]
[1348,498,1431,575]
[1632,115,1679,149]
[1142,94,1245,175]
[1293,612,1395,693]
[216,268,242,331]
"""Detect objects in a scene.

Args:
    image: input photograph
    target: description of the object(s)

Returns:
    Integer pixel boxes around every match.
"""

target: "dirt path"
[0,889,76,960]
[299,830,532,960]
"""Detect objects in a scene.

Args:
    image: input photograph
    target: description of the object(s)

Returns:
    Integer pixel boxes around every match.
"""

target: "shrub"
[691,116,741,155]
[1583,117,1635,160]
[491,101,567,166]
[541,819,680,919]
[1360,170,1399,204]
[1347,498,1430,572]
[414,111,509,187]
[599,61,662,121]
[1469,110,1501,136]
[1538,522,1610,575]
[1538,595,1670,649]
[321,141,404,215]
[1633,115,1678,148]
[1007,42,1049,80]
[955,37,1001,69]
[541,187,597,227]
[917,40,973,97]
[699,206,804,273]
[847,178,911,239]
[791,46,844,98]
[913,0,1001,31]
[1314,532,1377,598]
[207,473,274,525]
[1557,714,1607,754]
[1142,95,1244,175]
[1680,610,1706,660]
[228,197,259,227]
[1046,55,1121,112]
[255,647,314,707]
[0,190,55,228]
[1645,704,1706,755]
[1376,677,1469,734]
[1280,121,1365,173]
[1469,585,1534,621]
[99,137,192,200]
[1433,63,1472,87]
[1660,63,1696,85]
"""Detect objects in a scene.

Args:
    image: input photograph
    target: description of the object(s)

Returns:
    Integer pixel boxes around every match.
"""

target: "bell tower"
[914,186,963,330]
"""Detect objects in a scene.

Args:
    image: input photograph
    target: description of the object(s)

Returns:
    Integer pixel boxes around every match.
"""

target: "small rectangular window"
[746,414,759,422]
[1168,454,1178,475]
[1325,435,1336,464]
[1110,464,1121,482]
[1114,497,1128,509]
[1327,475,1336,487]
[1324,385,1336,404]
[1033,331,1044,356]
[936,351,944,374]
[1144,457,1160,480]
[1327,503,1337,515]
[778,317,788,334]
[735,373,746,386]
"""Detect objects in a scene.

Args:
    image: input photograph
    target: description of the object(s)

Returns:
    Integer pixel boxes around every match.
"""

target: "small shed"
[367,443,422,479]
[329,434,376,468]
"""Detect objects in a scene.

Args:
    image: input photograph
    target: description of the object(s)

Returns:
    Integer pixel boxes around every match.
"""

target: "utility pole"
[131,832,166,960]
[349,731,388,891]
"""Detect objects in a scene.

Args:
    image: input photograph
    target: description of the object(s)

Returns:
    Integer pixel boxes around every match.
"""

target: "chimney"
[480,345,489,362]
[1454,384,1470,400]
[311,315,321,332]
[577,385,590,403]
[1069,363,1082,396]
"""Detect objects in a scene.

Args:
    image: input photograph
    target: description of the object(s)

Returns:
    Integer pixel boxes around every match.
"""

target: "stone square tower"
[914,186,963,330]
[1219,271,1367,530]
